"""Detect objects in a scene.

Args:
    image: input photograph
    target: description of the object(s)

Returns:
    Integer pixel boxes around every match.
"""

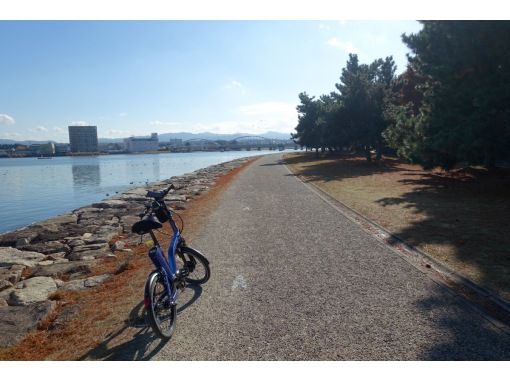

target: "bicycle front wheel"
[176,246,210,285]
[145,270,176,339]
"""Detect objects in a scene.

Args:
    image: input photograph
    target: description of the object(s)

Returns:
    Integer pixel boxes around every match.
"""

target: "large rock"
[0,228,40,247]
[0,301,56,348]
[117,188,148,201]
[0,247,45,268]
[15,237,31,248]
[0,279,13,292]
[0,287,13,302]
[60,274,112,291]
[36,214,77,228]
[83,235,109,245]
[91,199,128,209]
[69,239,86,248]
[67,247,111,261]
[94,225,122,241]
[72,243,107,253]
[164,194,187,202]
[0,265,24,284]
[120,215,141,233]
[84,274,112,287]
[30,262,93,279]
[34,224,96,242]
[74,207,102,214]
[20,240,70,255]
[8,276,57,306]
[111,240,125,252]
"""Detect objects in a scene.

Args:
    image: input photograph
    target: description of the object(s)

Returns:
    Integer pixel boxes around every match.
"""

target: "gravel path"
[151,154,510,360]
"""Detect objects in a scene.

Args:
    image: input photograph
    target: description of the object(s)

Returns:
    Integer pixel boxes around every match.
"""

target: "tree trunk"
[365,146,372,162]
[375,138,382,162]
[315,147,319,158]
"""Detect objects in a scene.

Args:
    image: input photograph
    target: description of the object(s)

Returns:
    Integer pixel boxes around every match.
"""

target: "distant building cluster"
[124,133,159,152]
[0,125,296,158]
[0,142,63,158]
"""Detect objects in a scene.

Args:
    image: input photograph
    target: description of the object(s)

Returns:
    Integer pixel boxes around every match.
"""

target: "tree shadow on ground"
[412,287,510,360]
[287,152,510,300]
[284,153,405,183]
[80,284,203,360]
[286,152,510,357]
[375,167,510,301]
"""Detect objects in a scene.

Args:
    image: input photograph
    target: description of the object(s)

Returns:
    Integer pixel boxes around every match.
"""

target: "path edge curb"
[282,158,510,326]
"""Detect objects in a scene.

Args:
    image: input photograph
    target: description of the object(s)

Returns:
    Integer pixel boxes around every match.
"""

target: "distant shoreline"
[0,147,290,160]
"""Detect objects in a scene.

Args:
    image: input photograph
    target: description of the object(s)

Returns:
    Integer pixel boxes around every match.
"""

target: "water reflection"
[72,163,101,188]
[0,151,276,233]
[151,156,160,180]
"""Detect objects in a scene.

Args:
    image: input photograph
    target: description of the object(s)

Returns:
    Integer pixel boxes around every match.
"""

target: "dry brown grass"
[0,158,256,361]
[285,152,510,301]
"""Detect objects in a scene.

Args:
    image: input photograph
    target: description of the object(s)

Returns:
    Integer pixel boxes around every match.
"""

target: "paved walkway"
[152,154,510,360]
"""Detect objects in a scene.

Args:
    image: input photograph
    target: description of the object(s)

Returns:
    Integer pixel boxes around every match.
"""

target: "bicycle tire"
[176,246,211,285]
[144,270,176,339]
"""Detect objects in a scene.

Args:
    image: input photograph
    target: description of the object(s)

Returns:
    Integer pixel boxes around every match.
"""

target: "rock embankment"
[0,157,255,348]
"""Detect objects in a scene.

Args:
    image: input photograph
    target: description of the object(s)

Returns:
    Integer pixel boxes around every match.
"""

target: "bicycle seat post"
[149,230,160,246]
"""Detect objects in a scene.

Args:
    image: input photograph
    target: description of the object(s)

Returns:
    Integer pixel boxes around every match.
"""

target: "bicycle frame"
[147,211,182,306]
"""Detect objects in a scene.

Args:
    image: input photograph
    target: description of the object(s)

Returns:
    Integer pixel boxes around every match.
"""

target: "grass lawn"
[285,152,510,301]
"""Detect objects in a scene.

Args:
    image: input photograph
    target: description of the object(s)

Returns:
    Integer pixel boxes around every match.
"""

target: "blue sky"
[0,21,422,142]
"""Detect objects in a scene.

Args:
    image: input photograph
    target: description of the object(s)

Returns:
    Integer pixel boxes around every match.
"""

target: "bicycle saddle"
[131,215,163,235]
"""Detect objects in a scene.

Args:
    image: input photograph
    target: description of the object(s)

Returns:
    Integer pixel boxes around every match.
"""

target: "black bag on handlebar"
[154,205,170,223]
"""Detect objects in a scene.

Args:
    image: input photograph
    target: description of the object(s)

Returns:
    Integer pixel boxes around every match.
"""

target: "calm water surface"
[0,151,277,233]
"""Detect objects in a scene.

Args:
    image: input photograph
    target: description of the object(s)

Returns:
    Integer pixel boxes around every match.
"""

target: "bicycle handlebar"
[146,184,175,199]
[140,183,183,232]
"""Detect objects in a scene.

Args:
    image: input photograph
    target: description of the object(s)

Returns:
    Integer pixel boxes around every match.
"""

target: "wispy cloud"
[319,23,331,31]
[118,112,128,117]
[0,114,15,126]
[52,127,66,133]
[149,120,182,127]
[326,37,359,54]
[222,80,247,94]
[36,126,48,132]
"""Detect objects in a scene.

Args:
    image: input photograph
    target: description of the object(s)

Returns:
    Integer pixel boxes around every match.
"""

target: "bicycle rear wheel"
[176,246,210,285]
[145,270,176,339]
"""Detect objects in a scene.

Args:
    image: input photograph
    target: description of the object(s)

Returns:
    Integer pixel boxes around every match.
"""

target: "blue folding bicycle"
[131,184,210,339]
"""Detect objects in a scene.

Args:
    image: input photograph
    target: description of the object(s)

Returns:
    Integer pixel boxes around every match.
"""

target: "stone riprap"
[0,156,255,348]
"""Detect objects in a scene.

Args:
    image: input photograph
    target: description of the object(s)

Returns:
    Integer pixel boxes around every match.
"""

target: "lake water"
[0,150,277,234]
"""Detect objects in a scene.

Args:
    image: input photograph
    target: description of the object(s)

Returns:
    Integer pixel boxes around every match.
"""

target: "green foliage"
[295,21,510,169]
[387,21,510,169]
[294,54,397,161]
[291,92,321,151]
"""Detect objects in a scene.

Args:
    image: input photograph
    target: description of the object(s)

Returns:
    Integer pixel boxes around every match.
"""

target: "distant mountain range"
[0,131,293,145]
